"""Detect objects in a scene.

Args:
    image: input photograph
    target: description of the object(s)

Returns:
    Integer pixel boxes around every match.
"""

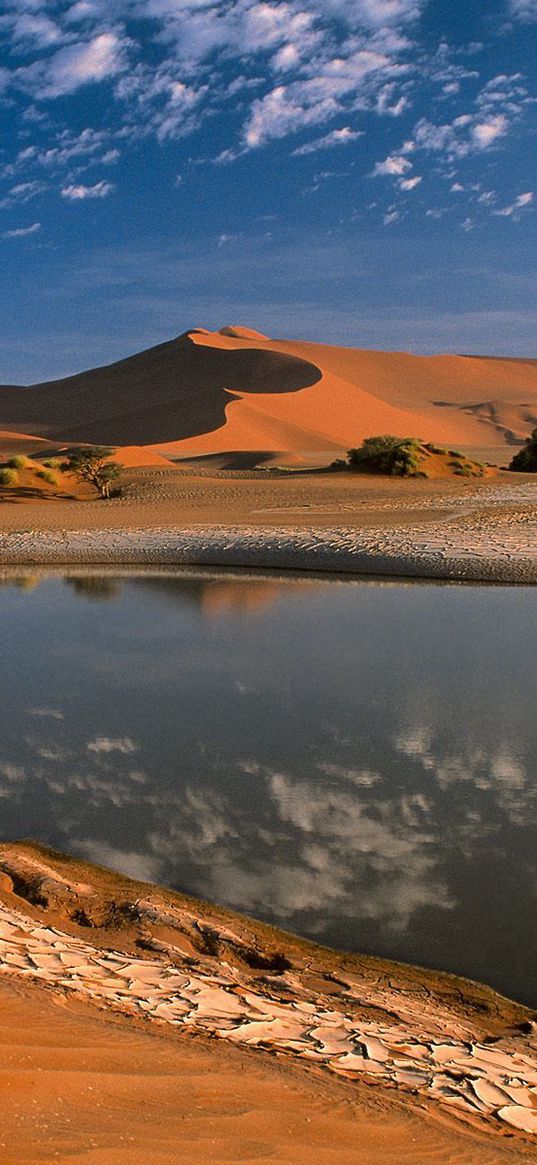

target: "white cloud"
[471,113,508,148]
[37,128,112,170]
[292,126,363,155]
[494,191,534,217]
[371,153,412,175]
[244,84,339,148]
[508,0,537,19]
[61,179,115,200]
[22,32,129,99]
[0,0,534,232]
[4,12,65,51]
[2,221,41,238]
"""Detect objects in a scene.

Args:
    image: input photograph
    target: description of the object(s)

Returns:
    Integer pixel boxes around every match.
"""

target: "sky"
[0,0,536,382]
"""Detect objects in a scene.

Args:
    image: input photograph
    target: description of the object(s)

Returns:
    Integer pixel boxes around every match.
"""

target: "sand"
[2,326,537,456]
[0,469,536,581]
[0,842,536,1164]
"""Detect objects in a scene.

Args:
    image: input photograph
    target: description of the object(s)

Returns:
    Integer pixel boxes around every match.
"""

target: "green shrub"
[0,468,19,486]
[6,455,28,469]
[36,469,57,485]
[347,435,424,477]
[509,429,537,472]
[42,457,61,469]
[452,463,474,477]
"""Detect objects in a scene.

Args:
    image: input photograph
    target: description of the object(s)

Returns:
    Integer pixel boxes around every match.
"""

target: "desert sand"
[0,841,536,1165]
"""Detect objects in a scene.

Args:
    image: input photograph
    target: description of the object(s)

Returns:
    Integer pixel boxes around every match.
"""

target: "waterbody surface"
[0,569,535,1006]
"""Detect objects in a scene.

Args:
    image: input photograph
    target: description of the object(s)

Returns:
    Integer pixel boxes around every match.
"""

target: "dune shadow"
[0,335,323,446]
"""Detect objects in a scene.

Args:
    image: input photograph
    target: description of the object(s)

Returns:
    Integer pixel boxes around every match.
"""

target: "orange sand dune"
[219,324,270,339]
[112,445,175,468]
[188,330,537,452]
[2,326,537,459]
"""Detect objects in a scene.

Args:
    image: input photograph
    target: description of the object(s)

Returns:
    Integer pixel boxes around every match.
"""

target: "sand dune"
[2,326,537,460]
[111,445,175,468]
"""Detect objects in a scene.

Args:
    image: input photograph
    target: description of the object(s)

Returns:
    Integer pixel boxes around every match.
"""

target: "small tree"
[61,446,123,499]
[509,428,537,472]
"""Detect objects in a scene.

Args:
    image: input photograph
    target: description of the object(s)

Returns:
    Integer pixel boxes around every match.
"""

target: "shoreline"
[1,516,537,582]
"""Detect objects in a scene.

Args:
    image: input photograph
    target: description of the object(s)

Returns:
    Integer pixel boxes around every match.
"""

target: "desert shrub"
[42,457,61,469]
[36,469,57,484]
[0,468,19,486]
[509,428,537,472]
[452,463,474,477]
[7,455,28,469]
[347,435,423,477]
[448,449,463,458]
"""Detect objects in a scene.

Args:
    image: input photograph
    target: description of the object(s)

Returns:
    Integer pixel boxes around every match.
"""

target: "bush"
[35,469,57,485]
[0,468,19,486]
[347,435,424,477]
[6,455,28,469]
[42,458,61,469]
[509,428,537,472]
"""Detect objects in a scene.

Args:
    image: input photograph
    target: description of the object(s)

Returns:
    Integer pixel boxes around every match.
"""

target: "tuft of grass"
[0,467,19,486]
[35,468,58,485]
[42,457,61,469]
[6,455,29,469]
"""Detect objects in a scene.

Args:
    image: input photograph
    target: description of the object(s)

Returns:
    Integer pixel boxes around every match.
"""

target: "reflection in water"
[0,571,536,1005]
[64,577,123,601]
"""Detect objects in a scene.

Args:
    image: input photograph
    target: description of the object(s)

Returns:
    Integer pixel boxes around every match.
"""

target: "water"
[1,568,536,1007]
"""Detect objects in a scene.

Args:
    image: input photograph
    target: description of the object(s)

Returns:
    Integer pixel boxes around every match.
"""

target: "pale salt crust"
[0,507,537,581]
[1,899,537,1136]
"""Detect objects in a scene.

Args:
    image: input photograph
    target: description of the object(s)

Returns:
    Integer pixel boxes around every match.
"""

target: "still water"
[0,569,535,1006]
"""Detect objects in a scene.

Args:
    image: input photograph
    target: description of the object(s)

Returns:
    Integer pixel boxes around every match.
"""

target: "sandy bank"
[0,841,536,1165]
[0,508,536,582]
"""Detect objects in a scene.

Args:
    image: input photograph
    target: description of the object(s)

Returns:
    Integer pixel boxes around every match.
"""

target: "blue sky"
[0,0,536,381]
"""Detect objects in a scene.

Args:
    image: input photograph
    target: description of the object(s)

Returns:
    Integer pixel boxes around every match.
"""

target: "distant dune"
[1,325,537,463]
